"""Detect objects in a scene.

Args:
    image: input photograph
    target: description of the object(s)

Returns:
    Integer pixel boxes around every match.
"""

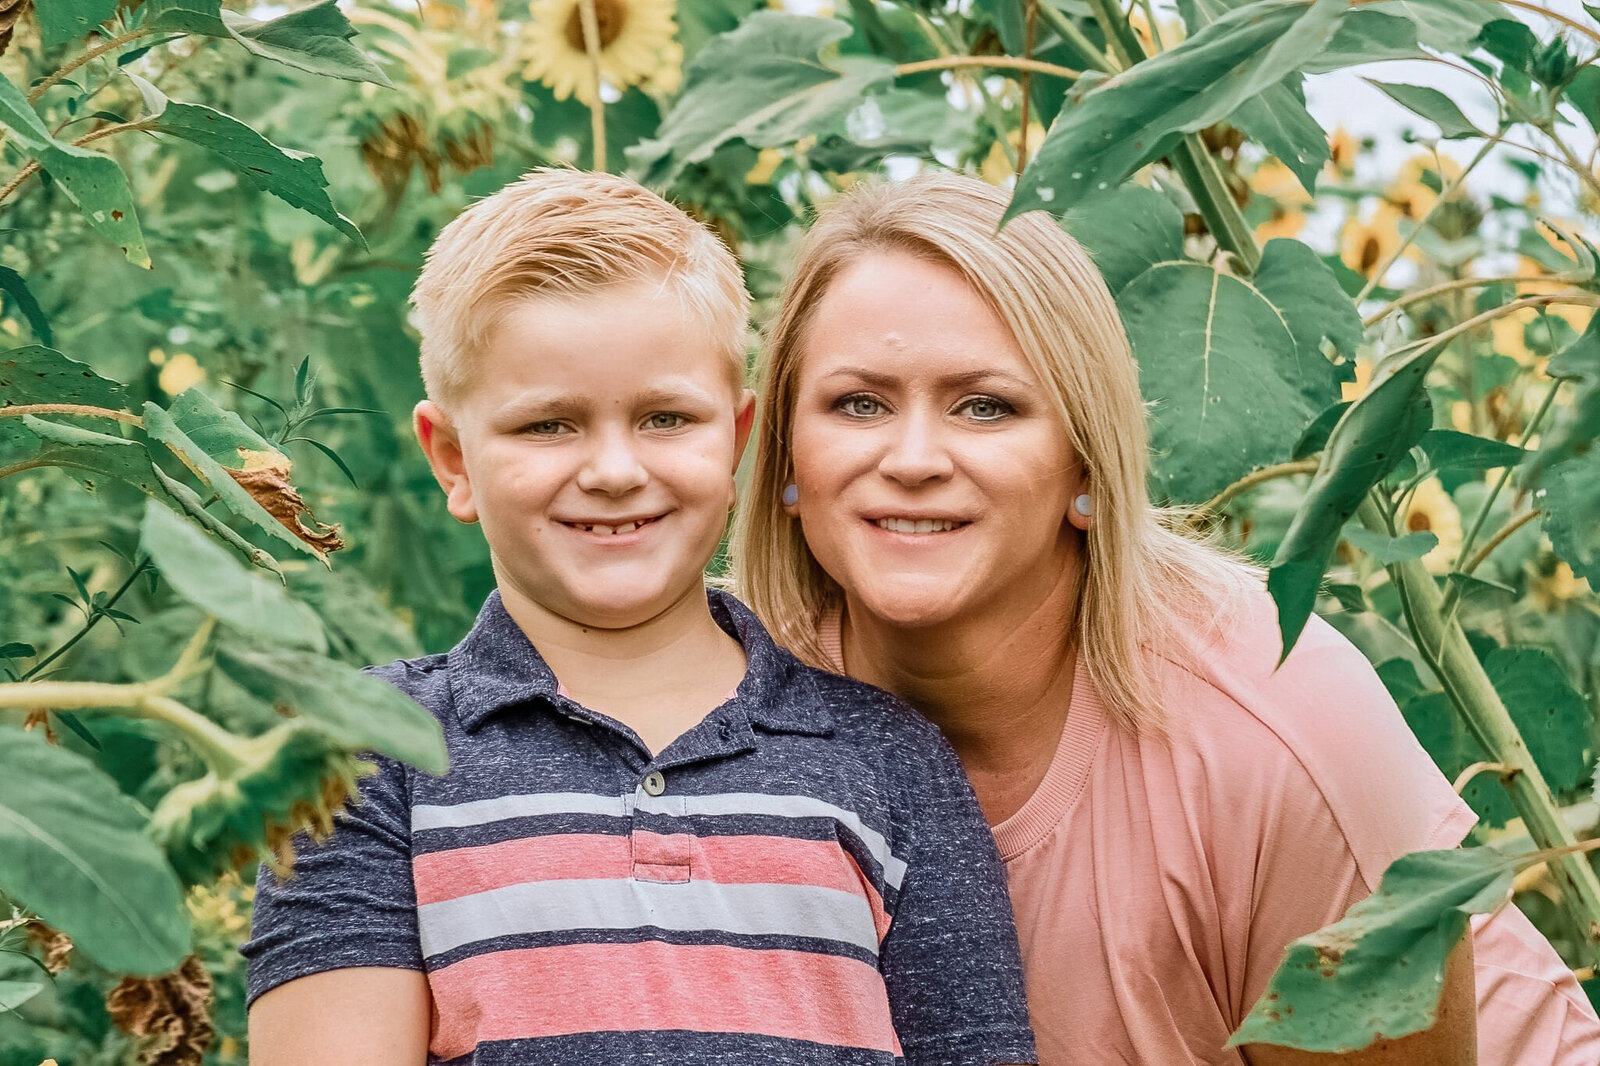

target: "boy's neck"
[497,581,748,756]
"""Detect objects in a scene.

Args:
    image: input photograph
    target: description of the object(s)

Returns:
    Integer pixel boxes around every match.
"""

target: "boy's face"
[416,285,754,631]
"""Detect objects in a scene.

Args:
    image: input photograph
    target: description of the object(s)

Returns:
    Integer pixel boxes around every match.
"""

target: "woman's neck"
[839,563,1083,823]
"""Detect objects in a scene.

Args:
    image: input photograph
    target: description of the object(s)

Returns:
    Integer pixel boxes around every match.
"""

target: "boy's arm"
[249,967,431,1065]
[879,727,1038,1066]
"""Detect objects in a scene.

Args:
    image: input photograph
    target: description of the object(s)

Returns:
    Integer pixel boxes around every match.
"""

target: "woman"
[734,171,1600,1065]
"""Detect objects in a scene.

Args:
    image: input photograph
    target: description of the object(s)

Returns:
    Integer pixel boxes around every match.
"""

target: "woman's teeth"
[877,518,958,533]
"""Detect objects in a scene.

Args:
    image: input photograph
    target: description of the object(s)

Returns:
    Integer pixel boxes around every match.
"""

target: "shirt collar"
[447,589,833,738]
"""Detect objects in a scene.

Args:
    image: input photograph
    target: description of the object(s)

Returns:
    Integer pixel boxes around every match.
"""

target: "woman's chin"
[849,581,976,631]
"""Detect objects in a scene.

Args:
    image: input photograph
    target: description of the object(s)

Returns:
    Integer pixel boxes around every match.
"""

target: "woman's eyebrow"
[817,366,1033,390]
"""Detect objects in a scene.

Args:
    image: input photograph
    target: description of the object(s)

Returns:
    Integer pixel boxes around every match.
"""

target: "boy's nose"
[877,411,954,486]
[576,429,648,496]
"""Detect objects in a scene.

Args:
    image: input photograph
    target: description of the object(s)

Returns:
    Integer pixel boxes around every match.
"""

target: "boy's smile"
[416,283,754,633]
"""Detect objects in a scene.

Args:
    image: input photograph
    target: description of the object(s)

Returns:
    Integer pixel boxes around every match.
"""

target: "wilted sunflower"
[522,0,681,105]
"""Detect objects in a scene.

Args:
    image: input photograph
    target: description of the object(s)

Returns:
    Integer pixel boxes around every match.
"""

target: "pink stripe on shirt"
[427,941,902,1061]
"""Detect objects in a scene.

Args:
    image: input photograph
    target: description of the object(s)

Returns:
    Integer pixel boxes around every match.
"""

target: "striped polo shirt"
[245,590,1035,1065]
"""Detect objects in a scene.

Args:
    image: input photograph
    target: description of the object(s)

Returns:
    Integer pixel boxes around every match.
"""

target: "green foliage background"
[0,0,1598,1058]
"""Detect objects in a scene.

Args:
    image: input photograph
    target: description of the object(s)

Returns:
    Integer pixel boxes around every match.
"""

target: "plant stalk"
[1355,139,1495,304]
[895,55,1082,80]
[0,404,143,426]
[28,27,156,103]
[577,0,607,170]
[1361,496,1600,965]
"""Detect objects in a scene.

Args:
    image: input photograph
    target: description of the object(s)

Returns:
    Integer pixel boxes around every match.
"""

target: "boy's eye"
[837,394,886,418]
[960,396,1014,421]
[526,420,570,436]
[645,412,688,430]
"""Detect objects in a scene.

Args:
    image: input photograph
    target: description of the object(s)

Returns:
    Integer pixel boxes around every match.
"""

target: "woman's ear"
[414,400,479,525]
[1067,484,1093,532]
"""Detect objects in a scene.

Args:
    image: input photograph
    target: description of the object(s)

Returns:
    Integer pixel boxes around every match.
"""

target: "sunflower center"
[1407,511,1433,533]
[1359,236,1381,274]
[565,0,626,52]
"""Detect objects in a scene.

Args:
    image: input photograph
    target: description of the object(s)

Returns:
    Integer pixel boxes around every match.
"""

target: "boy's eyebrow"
[816,366,1034,391]
[490,378,727,422]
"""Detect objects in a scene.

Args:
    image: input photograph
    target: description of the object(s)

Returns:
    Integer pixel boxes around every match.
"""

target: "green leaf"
[1293,400,1350,458]
[1269,343,1441,656]
[216,644,447,773]
[1417,429,1524,471]
[0,345,128,409]
[0,268,52,346]
[36,0,120,45]
[1233,76,1329,193]
[140,395,325,562]
[1479,18,1537,75]
[629,13,895,186]
[0,75,149,268]
[1255,237,1364,366]
[1303,9,1423,72]
[1560,64,1600,134]
[1344,527,1437,565]
[139,501,327,652]
[1375,656,1427,704]
[0,643,34,660]
[141,0,392,86]
[1485,647,1591,793]
[1366,80,1483,139]
[1126,250,1347,503]
[12,414,175,500]
[0,979,46,1011]
[126,75,363,246]
[1232,847,1526,1052]
[1539,458,1600,586]
[1009,0,1346,219]
[0,729,190,975]
[1364,0,1507,54]
[1061,184,1185,295]
[1525,316,1600,484]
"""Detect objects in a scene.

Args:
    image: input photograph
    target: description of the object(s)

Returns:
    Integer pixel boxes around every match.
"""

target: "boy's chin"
[545,582,707,632]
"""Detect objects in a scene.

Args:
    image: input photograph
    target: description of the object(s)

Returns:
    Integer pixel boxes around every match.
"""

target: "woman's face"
[787,251,1089,631]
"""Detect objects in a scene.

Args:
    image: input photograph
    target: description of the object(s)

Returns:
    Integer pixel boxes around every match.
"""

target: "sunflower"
[1248,158,1310,242]
[1402,478,1462,574]
[522,0,681,105]
[1339,202,1404,277]
[980,123,1048,186]
[1326,126,1358,176]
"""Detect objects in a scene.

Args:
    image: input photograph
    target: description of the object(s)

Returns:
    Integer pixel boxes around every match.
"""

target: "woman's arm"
[249,966,431,1066]
[1241,936,1476,1066]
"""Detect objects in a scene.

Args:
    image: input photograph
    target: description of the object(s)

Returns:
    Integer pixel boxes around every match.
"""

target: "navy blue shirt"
[245,590,1035,1065]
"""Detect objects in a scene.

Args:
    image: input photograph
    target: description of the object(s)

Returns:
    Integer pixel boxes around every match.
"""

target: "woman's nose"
[576,427,648,496]
[877,411,954,486]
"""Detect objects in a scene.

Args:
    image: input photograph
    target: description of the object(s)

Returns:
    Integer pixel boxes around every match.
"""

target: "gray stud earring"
[1074,493,1094,518]
[782,483,799,507]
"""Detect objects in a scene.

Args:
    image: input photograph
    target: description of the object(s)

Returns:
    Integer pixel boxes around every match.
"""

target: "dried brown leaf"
[26,923,73,974]
[225,450,345,555]
[106,956,215,1066]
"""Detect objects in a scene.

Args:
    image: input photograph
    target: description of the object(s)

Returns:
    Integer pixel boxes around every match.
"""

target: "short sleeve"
[242,753,424,1004]
[880,737,1037,1066]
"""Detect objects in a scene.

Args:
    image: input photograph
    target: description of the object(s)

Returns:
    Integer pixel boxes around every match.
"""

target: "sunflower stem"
[577,0,607,170]
[1354,138,1494,304]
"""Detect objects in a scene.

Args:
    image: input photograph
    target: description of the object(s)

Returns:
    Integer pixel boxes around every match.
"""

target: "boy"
[243,169,1035,1066]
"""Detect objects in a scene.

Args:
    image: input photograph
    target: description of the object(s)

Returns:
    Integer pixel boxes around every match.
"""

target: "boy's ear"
[414,400,479,525]
[732,389,757,469]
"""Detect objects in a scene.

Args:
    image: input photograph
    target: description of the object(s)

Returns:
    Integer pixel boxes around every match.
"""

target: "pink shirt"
[822,593,1600,1064]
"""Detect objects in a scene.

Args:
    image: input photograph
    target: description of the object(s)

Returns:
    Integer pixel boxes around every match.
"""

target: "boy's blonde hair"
[733,171,1251,734]
[412,168,749,407]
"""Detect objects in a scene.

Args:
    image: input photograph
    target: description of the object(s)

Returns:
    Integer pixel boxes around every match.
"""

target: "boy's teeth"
[580,520,645,535]
[878,518,957,533]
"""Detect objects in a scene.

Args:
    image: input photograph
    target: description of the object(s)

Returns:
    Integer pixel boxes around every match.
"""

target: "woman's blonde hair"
[733,171,1249,733]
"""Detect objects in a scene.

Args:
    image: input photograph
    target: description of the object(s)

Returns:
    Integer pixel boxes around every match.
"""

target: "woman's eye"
[962,396,1014,421]
[838,394,885,418]
[646,412,687,430]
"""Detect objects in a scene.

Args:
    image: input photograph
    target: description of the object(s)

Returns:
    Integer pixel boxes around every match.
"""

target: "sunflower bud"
[148,723,369,886]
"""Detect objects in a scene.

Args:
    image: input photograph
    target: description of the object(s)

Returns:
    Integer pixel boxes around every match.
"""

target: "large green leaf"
[127,75,363,246]
[1417,429,1524,471]
[1009,0,1347,219]
[0,267,52,347]
[1062,184,1185,295]
[140,0,391,86]
[1363,0,1506,54]
[217,644,448,773]
[1483,647,1591,794]
[1231,847,1527,1052]
[0,729,190,975]
[630,13,896,186]
[11,415,174,500]
[1540,458,1600,586]
[140,501,327,652]
[1303,9,1423,71]
[36,0,120,45]
[0,345,128,409]
[1233,76,1329,193]
[0,76,148,269]
[1127,241,1349,503]
[1268,342,1441,656]
[1366,80,1483,139]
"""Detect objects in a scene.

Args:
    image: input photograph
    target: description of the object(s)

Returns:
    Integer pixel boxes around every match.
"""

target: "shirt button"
[642,771,666,797]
